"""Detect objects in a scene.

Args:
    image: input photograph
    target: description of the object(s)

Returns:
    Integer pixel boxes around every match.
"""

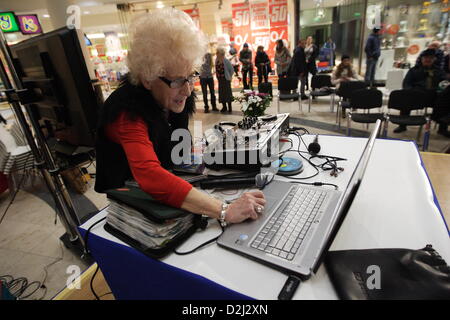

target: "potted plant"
[233,90,272,117]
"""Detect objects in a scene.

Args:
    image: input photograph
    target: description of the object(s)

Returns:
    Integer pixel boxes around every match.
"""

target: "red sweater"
[105,112,193,208]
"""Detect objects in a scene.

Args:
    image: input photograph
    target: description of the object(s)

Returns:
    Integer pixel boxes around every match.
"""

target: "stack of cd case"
[104,187,197,255]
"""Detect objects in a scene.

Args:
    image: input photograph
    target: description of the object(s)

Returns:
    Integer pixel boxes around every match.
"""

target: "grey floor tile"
[0,219,57,254]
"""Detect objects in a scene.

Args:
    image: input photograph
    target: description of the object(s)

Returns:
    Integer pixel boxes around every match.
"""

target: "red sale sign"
[250,2,270,31]
[232,2,250,29]
[232,0,289,69]
[269,0,288,28]
[232,2,251,51]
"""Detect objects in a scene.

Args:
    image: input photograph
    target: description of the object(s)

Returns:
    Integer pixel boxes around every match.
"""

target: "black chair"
[430,86,450,137]
[277,77,302,113]
[308,74,335,112]
[347,88,384,136]
[386,89,436,150]
[335,81,367,128]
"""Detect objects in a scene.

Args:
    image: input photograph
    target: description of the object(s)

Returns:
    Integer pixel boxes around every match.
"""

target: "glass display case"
[364,0,449,80]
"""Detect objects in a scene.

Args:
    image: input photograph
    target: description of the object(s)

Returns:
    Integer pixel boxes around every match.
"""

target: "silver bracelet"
[219,202,228,227]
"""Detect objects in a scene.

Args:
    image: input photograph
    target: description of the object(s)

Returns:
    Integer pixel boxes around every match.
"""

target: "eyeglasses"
[159,73,199,89]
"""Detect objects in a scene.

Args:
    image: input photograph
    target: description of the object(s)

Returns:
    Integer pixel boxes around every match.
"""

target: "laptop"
[217,120,381,278]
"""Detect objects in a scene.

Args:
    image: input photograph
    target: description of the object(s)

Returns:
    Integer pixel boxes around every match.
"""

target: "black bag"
[325,244,450,300]
[258,81,273,97]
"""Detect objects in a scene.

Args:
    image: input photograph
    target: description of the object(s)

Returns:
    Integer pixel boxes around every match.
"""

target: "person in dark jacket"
[402,52,445,90]
[289,39,308,100]
[95,8,265,226]
[255,45,270,86]
[239,43,253,90]
[364,28,381,86]
[431,85,450,138]
[445,53,450,79]
[415,41,445,71]
[393,49,446,133]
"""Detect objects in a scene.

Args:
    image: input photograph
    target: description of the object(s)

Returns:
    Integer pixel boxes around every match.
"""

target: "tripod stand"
[0,31,86,254]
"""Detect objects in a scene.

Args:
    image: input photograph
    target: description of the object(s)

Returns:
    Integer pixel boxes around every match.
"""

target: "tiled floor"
[0,92,449,299]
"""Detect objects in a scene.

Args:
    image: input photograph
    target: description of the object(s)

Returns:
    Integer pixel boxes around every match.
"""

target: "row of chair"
[276,75,336,114]
[346,87,438,150]
[275,75,441,151]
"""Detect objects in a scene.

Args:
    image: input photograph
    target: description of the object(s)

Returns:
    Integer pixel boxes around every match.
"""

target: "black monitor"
[10,27,100,147]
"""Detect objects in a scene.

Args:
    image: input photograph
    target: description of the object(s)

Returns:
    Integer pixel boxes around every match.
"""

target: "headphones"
[305,134,346,177]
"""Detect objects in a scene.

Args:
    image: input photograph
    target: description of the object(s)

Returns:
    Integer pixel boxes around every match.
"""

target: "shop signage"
[251,1,270,30]
[0,12,20,33]
[231,0,289,67]
[232,0,288,51]
[16,14,42,34]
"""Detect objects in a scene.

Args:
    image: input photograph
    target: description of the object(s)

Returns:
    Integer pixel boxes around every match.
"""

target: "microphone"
[307,135,321,155]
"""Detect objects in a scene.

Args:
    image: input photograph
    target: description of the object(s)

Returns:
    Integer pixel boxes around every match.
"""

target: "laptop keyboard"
[250,185,327,261]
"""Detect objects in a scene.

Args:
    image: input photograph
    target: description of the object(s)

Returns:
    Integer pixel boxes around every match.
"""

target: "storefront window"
[337,0,364,70]
[362,0,450,82]
[299,3,335,72]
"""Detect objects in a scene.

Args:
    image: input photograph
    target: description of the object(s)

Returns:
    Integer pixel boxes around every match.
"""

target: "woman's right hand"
[225,191,266,224]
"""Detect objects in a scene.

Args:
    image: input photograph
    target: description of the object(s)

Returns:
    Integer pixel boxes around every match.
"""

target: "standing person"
[215,47,234,113]
[274,39,291,77]
[229,47,240,79]
[96,8,265,225]
[364,28,381,86]
[304,36,319,90]
[289,39,308,100]
[324,37,336,67]
[199,52,217,113]
[239,43,253,90]
[255,45,270,86]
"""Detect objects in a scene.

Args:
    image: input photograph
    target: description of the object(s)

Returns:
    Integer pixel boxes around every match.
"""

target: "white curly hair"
[127,8,208,86]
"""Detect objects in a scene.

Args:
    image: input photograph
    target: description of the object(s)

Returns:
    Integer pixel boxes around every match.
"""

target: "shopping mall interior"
[0,0,449,301]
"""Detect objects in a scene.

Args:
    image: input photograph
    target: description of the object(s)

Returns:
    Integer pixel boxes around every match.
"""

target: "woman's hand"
[225,191,266,224]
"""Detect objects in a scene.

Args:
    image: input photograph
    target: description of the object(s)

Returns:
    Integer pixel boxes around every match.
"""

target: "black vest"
[94,79,194,193]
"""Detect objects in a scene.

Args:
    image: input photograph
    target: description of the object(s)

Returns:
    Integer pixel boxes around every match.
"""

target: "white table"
[80,134,450,299]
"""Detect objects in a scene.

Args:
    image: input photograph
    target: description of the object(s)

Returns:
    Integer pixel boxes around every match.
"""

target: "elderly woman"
[95,8,265,226]
[215,47,234,113]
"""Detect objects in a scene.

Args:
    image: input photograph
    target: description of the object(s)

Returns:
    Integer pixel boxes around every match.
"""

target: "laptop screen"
[313,119,381,272]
